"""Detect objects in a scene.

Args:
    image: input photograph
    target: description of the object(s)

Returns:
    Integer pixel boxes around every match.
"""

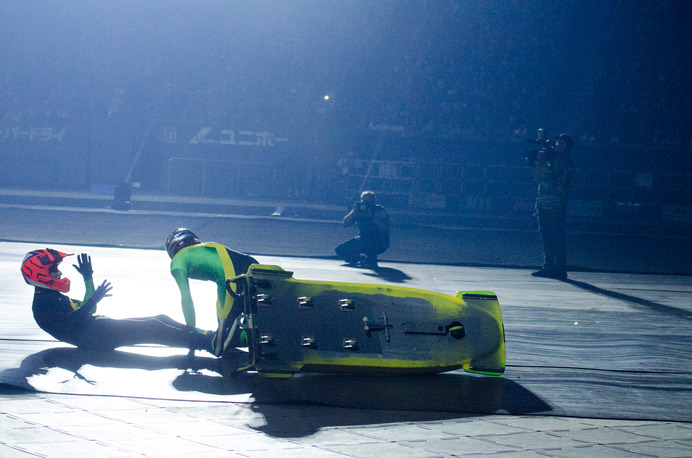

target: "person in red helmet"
[21,248,216,353]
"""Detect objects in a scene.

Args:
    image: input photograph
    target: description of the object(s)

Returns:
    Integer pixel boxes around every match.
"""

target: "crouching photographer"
[526,130,574,280]
[335,190,390,268]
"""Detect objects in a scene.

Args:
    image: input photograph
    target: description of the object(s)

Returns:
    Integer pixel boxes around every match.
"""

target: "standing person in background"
[527,132,574,280]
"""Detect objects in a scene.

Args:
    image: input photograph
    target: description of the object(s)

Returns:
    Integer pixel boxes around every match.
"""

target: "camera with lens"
[354,201,368,212]
[525,128,555,166]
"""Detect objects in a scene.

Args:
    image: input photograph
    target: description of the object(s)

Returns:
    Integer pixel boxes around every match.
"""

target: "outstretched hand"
[91,279,113,304]
[73,279,113,316]
[73,253,94,279]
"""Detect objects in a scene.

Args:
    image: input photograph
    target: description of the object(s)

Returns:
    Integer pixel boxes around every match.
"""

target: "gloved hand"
[90,279,113,304]
[69,279,113,317]
[73,253,94,279]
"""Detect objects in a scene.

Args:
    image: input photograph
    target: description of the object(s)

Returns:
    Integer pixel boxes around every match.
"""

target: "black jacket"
[32,288,96,346]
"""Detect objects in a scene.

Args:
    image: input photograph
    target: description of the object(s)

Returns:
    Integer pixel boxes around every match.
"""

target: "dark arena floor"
[1,190,690,456]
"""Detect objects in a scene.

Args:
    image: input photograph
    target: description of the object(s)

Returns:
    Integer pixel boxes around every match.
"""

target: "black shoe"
[356,259,378,269]
[531,268,551,278]
[553,270,567,280]
[531,268,567,280]
[344,255,365,267]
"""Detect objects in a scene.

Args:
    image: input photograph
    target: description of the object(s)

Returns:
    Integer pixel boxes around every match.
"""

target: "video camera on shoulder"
[525,128,555,165]
[354,200,368,212]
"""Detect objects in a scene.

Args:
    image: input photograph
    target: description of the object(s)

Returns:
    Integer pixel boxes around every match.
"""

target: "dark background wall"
[1,1,690,214]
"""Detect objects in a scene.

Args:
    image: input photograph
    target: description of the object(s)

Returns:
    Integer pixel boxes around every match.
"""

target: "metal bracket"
[343,338,358,350]
[259,334,275,345]
[297,296,314,309]
[339,299,355,311]
[256,294,272,305]
[301,336,316,347]
[362,311,392,342]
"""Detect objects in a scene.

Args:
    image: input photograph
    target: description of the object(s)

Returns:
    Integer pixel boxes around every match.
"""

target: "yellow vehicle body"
[238,265,505,377]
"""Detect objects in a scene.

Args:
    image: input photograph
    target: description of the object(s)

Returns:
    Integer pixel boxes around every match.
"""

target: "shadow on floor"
[564,278,692,319]
[0,346,552,438]
[366,266,413,283]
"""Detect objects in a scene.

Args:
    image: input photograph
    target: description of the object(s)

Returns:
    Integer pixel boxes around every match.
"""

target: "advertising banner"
[0,123,88,189]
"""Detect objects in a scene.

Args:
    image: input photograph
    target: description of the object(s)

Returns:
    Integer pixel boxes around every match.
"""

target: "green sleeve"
[72,278,96,313]
[83,278,95,300]
[172,268,196,327]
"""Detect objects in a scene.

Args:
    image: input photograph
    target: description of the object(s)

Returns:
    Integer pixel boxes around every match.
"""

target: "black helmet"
[165,228,201,258]
[557,133,574,151]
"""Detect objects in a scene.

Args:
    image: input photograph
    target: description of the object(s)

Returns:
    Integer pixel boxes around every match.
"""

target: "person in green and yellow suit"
[165,228,258,356]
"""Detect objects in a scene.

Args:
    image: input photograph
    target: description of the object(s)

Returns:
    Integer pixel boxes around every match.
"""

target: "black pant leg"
[77,315,206,351]
[538,209,567,270]
[335,237,364,263]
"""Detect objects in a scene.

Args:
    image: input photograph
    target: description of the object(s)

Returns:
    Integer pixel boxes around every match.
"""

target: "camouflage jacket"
[533,152,574,212]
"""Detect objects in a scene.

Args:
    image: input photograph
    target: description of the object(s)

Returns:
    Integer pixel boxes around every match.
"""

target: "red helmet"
[21,249,73,292]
